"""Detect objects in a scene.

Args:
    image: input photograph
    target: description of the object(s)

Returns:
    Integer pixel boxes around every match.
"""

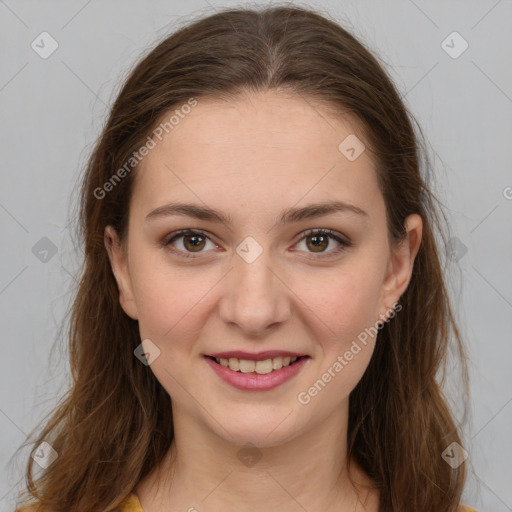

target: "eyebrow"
[146,200,368,225]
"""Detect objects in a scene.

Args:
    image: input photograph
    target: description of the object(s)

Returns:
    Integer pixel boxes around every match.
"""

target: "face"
[105,90,422,448]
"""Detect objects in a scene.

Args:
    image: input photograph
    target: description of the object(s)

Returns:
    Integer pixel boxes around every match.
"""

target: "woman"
[14,5,476,512]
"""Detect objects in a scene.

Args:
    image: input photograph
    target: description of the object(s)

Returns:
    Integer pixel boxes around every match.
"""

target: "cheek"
[297,269,384,404]
[292,270,383,415]
[297,263,384,347]
[129,250,218,345]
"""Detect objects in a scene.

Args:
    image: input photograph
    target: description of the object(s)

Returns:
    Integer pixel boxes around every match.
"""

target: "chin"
[208,408,302,449]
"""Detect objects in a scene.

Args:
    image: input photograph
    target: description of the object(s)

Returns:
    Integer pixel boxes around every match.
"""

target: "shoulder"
[16,497,475,512]
[15,493,143,512]
[113,492,144,511]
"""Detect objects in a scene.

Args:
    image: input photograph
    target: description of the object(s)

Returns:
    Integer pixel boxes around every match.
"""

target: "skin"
[105,90,422,512]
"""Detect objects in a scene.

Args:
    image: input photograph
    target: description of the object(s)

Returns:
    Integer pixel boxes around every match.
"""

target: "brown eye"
[306,233,329,252]
[164,229,217,258]
[163,228,350,260]
[182,233,206,252]
[295,229,350,258]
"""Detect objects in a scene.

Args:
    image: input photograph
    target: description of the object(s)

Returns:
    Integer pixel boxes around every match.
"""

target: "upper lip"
[205,350,308,361]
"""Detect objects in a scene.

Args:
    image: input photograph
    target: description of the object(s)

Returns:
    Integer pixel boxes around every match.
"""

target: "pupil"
[186,234,204,251]
[309,235,326,252]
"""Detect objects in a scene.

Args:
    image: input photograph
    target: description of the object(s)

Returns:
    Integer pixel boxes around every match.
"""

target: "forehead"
[132,90,382,224]
[155,90,366,156]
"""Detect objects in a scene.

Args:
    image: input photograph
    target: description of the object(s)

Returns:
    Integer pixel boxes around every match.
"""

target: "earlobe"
[380,213,423,315]
[104,225,139,320]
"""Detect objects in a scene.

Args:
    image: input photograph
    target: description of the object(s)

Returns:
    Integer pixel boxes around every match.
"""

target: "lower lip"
[204,356,310,391]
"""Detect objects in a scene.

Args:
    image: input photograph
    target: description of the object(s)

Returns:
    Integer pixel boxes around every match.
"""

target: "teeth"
[214,356,299,374]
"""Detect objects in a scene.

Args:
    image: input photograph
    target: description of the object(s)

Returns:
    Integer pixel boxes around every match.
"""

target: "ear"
[104,225,139,320]
[378,213,423,320]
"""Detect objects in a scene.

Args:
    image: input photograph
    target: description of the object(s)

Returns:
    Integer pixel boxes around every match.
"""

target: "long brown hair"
[14,5,469,511]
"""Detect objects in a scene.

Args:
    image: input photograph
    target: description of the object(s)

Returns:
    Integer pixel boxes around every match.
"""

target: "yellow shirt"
[113,492,144,511]
[16,493,479,511]
[115,493,480,512]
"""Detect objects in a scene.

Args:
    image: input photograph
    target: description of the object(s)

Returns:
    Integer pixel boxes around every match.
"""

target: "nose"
[218,245,291,336]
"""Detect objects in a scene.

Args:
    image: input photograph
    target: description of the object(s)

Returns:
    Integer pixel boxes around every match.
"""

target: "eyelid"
[162,229,218,258]
[292,228,351,259]
[162,228,351,259]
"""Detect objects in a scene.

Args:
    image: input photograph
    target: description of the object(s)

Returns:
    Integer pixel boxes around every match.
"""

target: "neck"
[135,398,378,512]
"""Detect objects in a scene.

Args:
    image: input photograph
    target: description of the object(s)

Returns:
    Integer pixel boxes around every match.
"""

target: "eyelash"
[161,228,351,260]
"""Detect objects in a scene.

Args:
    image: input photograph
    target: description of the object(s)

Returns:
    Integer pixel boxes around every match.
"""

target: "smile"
[212,355,300,374]
[204,353,310,391]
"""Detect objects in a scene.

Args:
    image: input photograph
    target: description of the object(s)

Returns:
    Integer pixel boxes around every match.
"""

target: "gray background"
[1,0,511,511]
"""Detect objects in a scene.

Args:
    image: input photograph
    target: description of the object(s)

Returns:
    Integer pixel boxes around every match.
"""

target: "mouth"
[203,352,311,391]
[205,354,308,374]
